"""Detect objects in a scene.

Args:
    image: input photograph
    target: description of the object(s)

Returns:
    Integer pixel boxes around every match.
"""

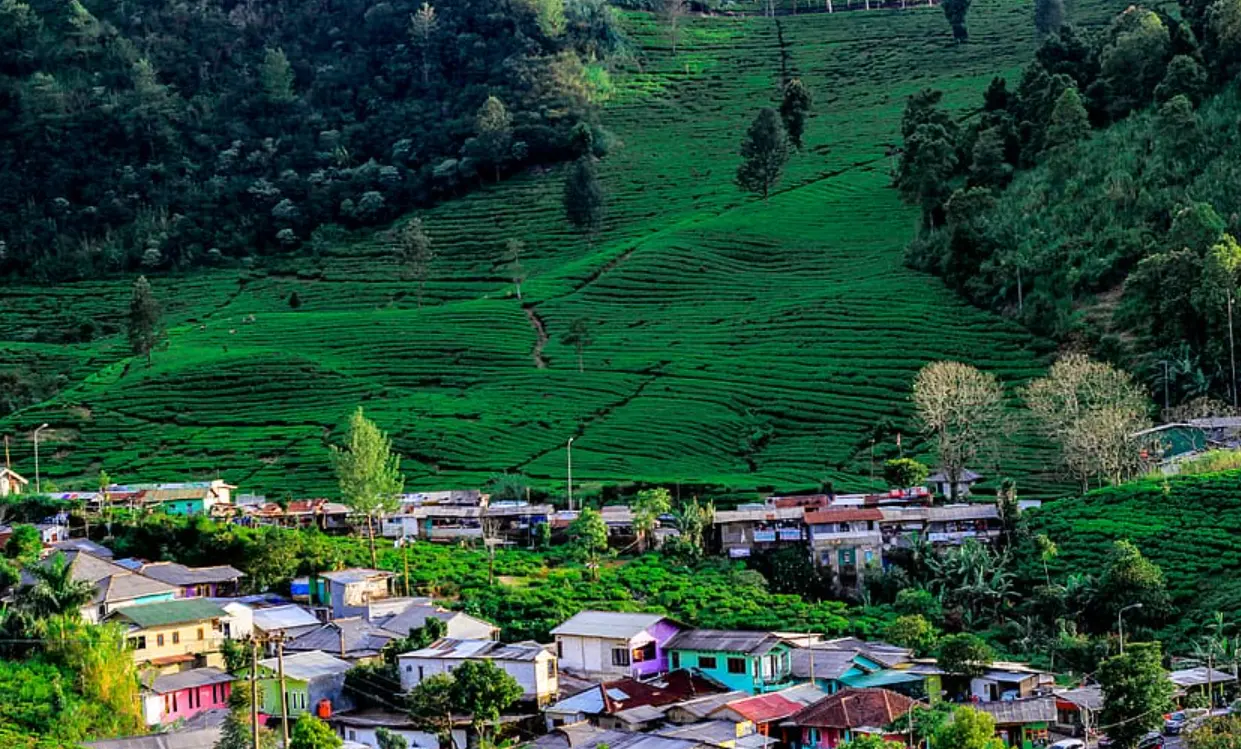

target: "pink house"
[143,667,234,725]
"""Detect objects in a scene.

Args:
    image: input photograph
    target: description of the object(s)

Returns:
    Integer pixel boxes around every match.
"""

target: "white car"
[1048,740,1086,749]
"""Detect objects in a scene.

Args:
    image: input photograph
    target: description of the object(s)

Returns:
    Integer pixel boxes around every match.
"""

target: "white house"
[320,569,397,619]
[970,664,1055,702]
[398,638,559,706]
[0,468,28,498]
[550,611,683,679]
[220,601,254,640]
[329,709,466,749]
[373,600,498,641]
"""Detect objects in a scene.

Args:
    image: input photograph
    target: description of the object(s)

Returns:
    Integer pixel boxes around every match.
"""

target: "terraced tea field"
[0,0,1129,497]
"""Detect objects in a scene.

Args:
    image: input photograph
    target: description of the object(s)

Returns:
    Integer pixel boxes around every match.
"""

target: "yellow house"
[110,599,229,674]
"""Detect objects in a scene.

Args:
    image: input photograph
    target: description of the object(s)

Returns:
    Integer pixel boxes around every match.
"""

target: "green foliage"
[1045,87,1090,150]
[5,525,42,565]
[1099,642,1175,749]
[779,79,813,150]
[1185,715,1241,749]
[560,318,595,373]
[407,662,522,741]
[127,276,163,365]
[735,108,789,199]
[20,554,96,621]
[377,727,410,749]
[1093,540,1170,630]
[936,632,995,677]
[884,614,939,655]
[1035,0,1066,35]
[259,48,296,105]
[563,157,605,238]
[942,0,973,42]
[218,686,278,749]
[882,458,928,489]
[407,673,458,747]
[291,714,343,749]
[632,488,671,551]
[37,615,144,738]
[934,706,1005,749]
[895,588,943,623]
[840,736,904,749]
[332,407,404,566]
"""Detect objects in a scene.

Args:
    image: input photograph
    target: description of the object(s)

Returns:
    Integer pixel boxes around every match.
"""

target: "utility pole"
[1229,292,1238,408]
[403,537,412,597]
[277,633,290,748]
[1159,360,1170,416]
[250,637,260,749]
[568,436,575,510]
[33,424,49,493]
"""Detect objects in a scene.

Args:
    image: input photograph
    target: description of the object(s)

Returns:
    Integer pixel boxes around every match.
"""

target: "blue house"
[666,630,795,694]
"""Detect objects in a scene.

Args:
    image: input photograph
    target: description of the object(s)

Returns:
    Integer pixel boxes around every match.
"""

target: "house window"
[419,666,425,681]
[547,660,557,679]
[349,731,357,741]
[130,636,147,651]
[157,634,165,647]
[198,628,205,640]
[171,693,178,712]
[172,631,180,645]
[406,664,412,672]
[726,657,747,674]
[698,655,718,670]
[634,641,656,663]
[164,695,170,713]
[671,652,680,669]
[611,648,631,666]
[557,640,563,658]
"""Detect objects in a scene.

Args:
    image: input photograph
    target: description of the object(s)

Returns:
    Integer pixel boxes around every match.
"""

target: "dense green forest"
[0,0,619,280]
[902,0,1241,407]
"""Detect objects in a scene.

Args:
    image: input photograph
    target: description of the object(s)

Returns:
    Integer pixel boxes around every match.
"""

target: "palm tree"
[23,553,96,620]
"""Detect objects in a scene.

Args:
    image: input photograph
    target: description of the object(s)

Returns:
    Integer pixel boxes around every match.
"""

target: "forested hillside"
[903,0,1241,408]
[0,0,1134,497]
[0,0,616,280]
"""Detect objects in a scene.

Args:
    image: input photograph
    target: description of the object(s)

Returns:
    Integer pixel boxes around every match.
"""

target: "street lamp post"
[1118,603,1144,655]
[33,423,49,494]
[567,437,574,512]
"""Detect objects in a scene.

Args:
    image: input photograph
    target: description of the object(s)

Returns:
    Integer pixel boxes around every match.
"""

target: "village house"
[329,709,464,749]
[23,551,179,623]
[970,664,1055,702]
[708,692,804,737]
[141,666,234,726]
[662,690,752,724]
[251,604,325,646]
[398,638,560,706]
[119,480,235,516]
[49,538,114,558]
[0,467,28,497]
[320,568,397,619]
[254,650,353,721]
[880,505,1003,548]
[713,505,808,559]
[976,695,1056,747]
[138,561,245,598]
[1168,666,1237,706]
[1053,685,1102,738]
[372,600,498,641]
[111,599,230,673]
[805,508,884,592]
[926,469,983,499]
[543,670,724,730]
[790,687,915,749]
[284,499,353,532]
[484,502,555,546]
[34,521,68,544]
[666,630,795,695]
[531,723,702,749]
[551,611,684,680]
[285,617,398,663]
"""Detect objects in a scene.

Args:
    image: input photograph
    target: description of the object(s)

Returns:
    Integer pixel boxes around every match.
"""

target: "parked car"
[1166,709,1209,735]
[1099,731,1164,749]
[1048,740,1085,749]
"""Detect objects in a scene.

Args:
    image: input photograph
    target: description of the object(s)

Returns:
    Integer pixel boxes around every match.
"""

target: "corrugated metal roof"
[551,611,669,639]
[252,604,322,633]
[112,599,226,628]
[790,647,859,680]
[804,508,884,524]
[139,562,244,586]
[285,618,396,657]
[546,686,606,716]
[85,728,221,749]
[320,568,394,584]
[1168,667,1237,687]
[713,693,803,723]
[259,650,351,681]
[402,638,549,662]
[975,695,1057,725]
[148,667,234,694]
[927,504,1000,522]
[665,629,784,655]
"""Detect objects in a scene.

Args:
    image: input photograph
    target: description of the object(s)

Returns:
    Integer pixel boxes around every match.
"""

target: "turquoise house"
[666,630,795,694]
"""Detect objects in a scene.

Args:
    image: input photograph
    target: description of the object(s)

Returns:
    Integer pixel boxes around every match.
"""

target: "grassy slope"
[1026,468,1241,636]
[0,0,1126,497]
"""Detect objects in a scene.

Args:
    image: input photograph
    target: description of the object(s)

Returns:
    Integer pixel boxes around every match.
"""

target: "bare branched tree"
[911,361,1008,501]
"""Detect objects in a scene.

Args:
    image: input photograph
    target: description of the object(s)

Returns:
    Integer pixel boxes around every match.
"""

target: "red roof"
[714,693,803,724]
[803,508,884,524]
[601,670,725,713]
[769,495,832,509]
[792,688,915,729]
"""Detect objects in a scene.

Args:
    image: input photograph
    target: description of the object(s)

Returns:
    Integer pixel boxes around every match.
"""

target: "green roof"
[839,669,925,688]
[114,599,227,628]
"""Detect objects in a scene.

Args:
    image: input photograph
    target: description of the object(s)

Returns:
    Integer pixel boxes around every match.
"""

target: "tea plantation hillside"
[1026,468,1241,638]
[0,0,1130,497]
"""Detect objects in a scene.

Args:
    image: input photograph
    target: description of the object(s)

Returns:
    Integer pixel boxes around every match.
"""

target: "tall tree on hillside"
[474,96,513,183]
[563,157,605,242]
[1197,235,1241,406]
[937,633,995,680]
[397,217,434,308]
[452,660,524,743]
[911,361,1007,501]
[407,674,459,749]
[632,487,672,552]
[409,3,438,85]
[502,239,527,300]
[941,0,972,42]
[1024,354,1151,490]
[663,0,688,54]
[332,407,405,568]
[736,108,789,200]
[780,78,814,150]
[260,48,296,105]
[898,124,958,226]
[1034,0,1065,35]
[1044,87,1090,152]
[22,553,95,620]
[1098,643,1174,749]
[561,318,594,373]
[127,275,163,365]
[1093,540,1170,630]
